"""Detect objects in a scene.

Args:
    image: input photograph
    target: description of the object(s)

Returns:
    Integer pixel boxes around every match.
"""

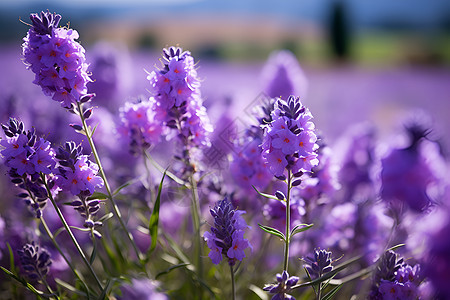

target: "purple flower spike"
[147,46,212,151]
[22,11,92,108]
[203,197,252,266]
[263,270,299,300]
[17,242,52,282]
[303,248,334,279]
[262,95,318,178]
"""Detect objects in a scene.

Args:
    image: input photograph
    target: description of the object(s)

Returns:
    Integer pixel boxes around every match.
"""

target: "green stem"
[283,170,292,272]
[40,218,91,295]
[143,149,155,204]
[41,174,103,291]
[230,264,236,300]
[189,175,203,284]
[76,101,143,262]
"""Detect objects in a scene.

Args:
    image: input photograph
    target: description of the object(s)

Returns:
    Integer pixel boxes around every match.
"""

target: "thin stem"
[76,101,143,262]
[40,218,91,295]
[41,174,103,291]
[189,175,203,284]
[142,149,155,204]
[283,170,292,272]
[229,264,236,300]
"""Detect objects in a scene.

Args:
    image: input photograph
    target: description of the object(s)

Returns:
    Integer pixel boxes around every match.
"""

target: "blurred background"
[0,0,449,149]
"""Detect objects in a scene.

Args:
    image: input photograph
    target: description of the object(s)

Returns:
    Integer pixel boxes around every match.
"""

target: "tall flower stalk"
[261,95,318,272]
[21,10,144,262]
[147,46,213,284]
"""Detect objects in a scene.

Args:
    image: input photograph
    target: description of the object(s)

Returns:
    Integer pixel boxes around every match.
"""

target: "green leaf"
[252,186,283,202]
[98,279,114,300]
[258,224,286,241]
[112,178,140,196]
[321,284,343,300]
[148,171,166,254]
[54,278,88,297]
[98,212,114,223]
[90,122,100,137]
[387,243,405,252]
[290,223,314,237]
[155,263,190,279]
[7,243,16,273]
[0,266,48,297]
[87,192,108,200]
[249,284,269,300]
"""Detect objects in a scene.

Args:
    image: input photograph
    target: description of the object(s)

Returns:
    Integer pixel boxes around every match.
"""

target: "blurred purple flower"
[119,278,168,300]
[17,241,52,282]
[261,50,308,99]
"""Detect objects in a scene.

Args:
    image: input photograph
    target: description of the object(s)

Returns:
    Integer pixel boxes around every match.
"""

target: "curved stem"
[76,101,143,262]
[283,170,292,272]
[41,174,103,291]
[229,264,236,300]
[40,218,91,296]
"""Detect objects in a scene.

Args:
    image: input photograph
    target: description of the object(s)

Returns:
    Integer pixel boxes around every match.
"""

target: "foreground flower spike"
[263,270,299,300]
[262,95,318,178]
[147,46,212,156]
[369,250,421,299]
[117,97,162,155]
[22,11,92,108]
[119,278,168,300]
[17,242,52,282]
[1,118,57,218]
[303,248,334,279]
[203,197,252,266]
[55,142,104,233]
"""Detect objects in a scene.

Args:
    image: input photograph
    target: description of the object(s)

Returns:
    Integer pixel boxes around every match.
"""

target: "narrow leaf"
[87,192,108,200]
[112,178,140,196]
[258,224,286,241]
[249,284,269,300]
[387,244,405,252]
[322,284,343,300]
[252,185,284,202]
[98,212,114,223]
[148,171,166,254]
[54,278,88,297]
[155,263,190,279]
[290,223,314,237]
[98,279,113,300]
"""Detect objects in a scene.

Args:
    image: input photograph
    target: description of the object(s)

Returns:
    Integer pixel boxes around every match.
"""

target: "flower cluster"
[119,278,168,300]
[369,250,421,299]
[203,197,252,266]
[230,139,272,190]
[17,242,52,282]
[303,248,334,279]
[380,121,439,213]
[262,95,318,178]
[147,46,212,150]
[22,11,92,108]
[1,118,57,217]
[55,142,103,230]
[117,97,162,155]
[263,271,299,300]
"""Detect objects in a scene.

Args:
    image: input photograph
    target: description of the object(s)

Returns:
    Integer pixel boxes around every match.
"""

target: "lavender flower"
[263,270,299,300]
[17,242,52,282]
[203,197,252,266]
[230,138,272,191]
[303,249,334,279]
[117,97,162,155]
[369,250,421,300]
[147,46,212,162]
[118,278,168,300]
[261,50,308,100]
[22,11,92,108]
[1,118,58,218]
[261,95,318,178]
[55,142,103,231]
[380,120,440,213]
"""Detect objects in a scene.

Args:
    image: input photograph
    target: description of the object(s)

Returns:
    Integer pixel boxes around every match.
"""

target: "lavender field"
[0,8,450,300]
